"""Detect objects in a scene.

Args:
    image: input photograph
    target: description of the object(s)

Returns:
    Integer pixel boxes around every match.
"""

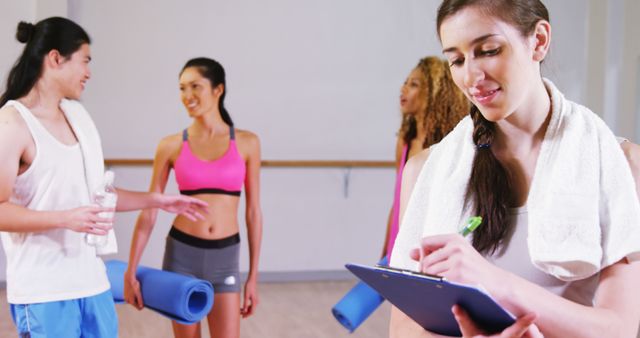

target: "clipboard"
[345,263,515,336]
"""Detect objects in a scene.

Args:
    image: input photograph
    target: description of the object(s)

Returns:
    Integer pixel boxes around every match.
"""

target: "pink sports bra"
[174,127,246,196]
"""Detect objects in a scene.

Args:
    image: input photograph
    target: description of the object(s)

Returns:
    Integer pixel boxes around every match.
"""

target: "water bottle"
[86,171,117,247]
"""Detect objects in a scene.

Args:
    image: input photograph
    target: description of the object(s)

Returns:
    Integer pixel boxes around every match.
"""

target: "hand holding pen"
[415,216,483,263]
[408,216,512,287]
[410,217,541,337]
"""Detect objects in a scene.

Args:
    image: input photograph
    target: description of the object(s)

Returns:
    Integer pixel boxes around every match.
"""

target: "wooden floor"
[0,280,390,338]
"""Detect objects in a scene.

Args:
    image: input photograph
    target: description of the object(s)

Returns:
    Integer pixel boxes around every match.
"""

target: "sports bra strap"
[182,126,233,141]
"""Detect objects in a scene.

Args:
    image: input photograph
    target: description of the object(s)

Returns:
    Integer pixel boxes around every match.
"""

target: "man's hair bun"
[16,21,35,43]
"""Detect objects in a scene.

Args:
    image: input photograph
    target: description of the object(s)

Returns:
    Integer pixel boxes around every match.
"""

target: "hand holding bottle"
[86,171,117,247]
[63,205,114,234]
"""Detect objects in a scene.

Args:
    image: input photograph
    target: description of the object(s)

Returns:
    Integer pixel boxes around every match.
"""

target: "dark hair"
[1,17,91,106]
[181,57,233,127]
[436,0,549,254]
[400,56,468,148]
[436,0,549,40]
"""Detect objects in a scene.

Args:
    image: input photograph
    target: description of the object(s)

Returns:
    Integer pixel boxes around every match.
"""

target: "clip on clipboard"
[345,263,515,336]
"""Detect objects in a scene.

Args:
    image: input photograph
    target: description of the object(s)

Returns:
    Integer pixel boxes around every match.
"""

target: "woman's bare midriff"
[172,193,240,239]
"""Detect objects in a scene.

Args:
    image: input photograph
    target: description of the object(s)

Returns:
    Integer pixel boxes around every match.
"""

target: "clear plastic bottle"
[86,171,117,247]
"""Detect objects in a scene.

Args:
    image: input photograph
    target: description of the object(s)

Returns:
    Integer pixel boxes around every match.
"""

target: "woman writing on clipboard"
[390,0,640,337]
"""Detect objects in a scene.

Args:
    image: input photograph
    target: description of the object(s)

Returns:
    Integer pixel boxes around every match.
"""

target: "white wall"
[620,0,640,141]
[74,0,442,160]
[34,0,67,19]
[0,2,35,80]
[582,0,640,141]
[542,0,589,103]
[73,0,590,161]
[2,1,634,281]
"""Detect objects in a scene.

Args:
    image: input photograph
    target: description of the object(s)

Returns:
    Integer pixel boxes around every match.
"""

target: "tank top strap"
[402,143,410,165]
[5,100,46,143]
[229,126,235,140]
[6,100,40,128]
[182,128,188,141]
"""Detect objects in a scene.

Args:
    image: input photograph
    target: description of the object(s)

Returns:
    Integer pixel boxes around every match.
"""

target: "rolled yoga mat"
[332,256,388,332]
[106,260,214,324]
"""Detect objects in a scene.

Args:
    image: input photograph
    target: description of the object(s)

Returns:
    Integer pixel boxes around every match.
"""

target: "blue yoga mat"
[106,260,214,324]
[332,256,388,332]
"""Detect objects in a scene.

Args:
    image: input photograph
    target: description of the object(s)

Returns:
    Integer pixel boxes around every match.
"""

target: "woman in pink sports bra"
[382,56,468,259]
[124,57,263,338]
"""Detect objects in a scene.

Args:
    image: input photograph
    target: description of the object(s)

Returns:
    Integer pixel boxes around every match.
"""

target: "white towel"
[61,99,118,255]
[391,79,640,281]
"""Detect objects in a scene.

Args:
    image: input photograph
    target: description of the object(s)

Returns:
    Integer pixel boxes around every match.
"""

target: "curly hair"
[399,56,469,148]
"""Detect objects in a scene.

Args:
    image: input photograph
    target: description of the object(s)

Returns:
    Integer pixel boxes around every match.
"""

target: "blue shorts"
[10,290,118,338]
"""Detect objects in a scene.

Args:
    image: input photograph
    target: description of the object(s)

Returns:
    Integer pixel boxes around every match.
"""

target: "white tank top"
[483,137,628,304]
[0,100,110,304]
[487,207,598,306]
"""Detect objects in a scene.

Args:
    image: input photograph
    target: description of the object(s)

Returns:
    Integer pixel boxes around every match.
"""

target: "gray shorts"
[162,227,241,293]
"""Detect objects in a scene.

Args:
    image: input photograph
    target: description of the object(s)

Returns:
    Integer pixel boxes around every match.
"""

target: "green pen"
[459,216,483,237]
[417,216,483,272]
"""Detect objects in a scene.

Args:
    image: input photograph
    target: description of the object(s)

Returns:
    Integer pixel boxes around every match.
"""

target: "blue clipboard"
[345,263,515,336]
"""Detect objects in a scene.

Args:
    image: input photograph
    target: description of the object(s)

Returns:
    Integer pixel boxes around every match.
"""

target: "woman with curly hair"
[382,56,469,258]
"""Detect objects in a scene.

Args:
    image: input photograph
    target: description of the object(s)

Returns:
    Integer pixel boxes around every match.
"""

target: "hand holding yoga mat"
[332,256,388,332]
[106,260,214,324]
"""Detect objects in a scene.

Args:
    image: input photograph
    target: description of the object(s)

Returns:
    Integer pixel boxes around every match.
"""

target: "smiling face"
[179,67,221,118]
[58,43,91,100]
[440,6,546,122]
[400,67,427,115]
